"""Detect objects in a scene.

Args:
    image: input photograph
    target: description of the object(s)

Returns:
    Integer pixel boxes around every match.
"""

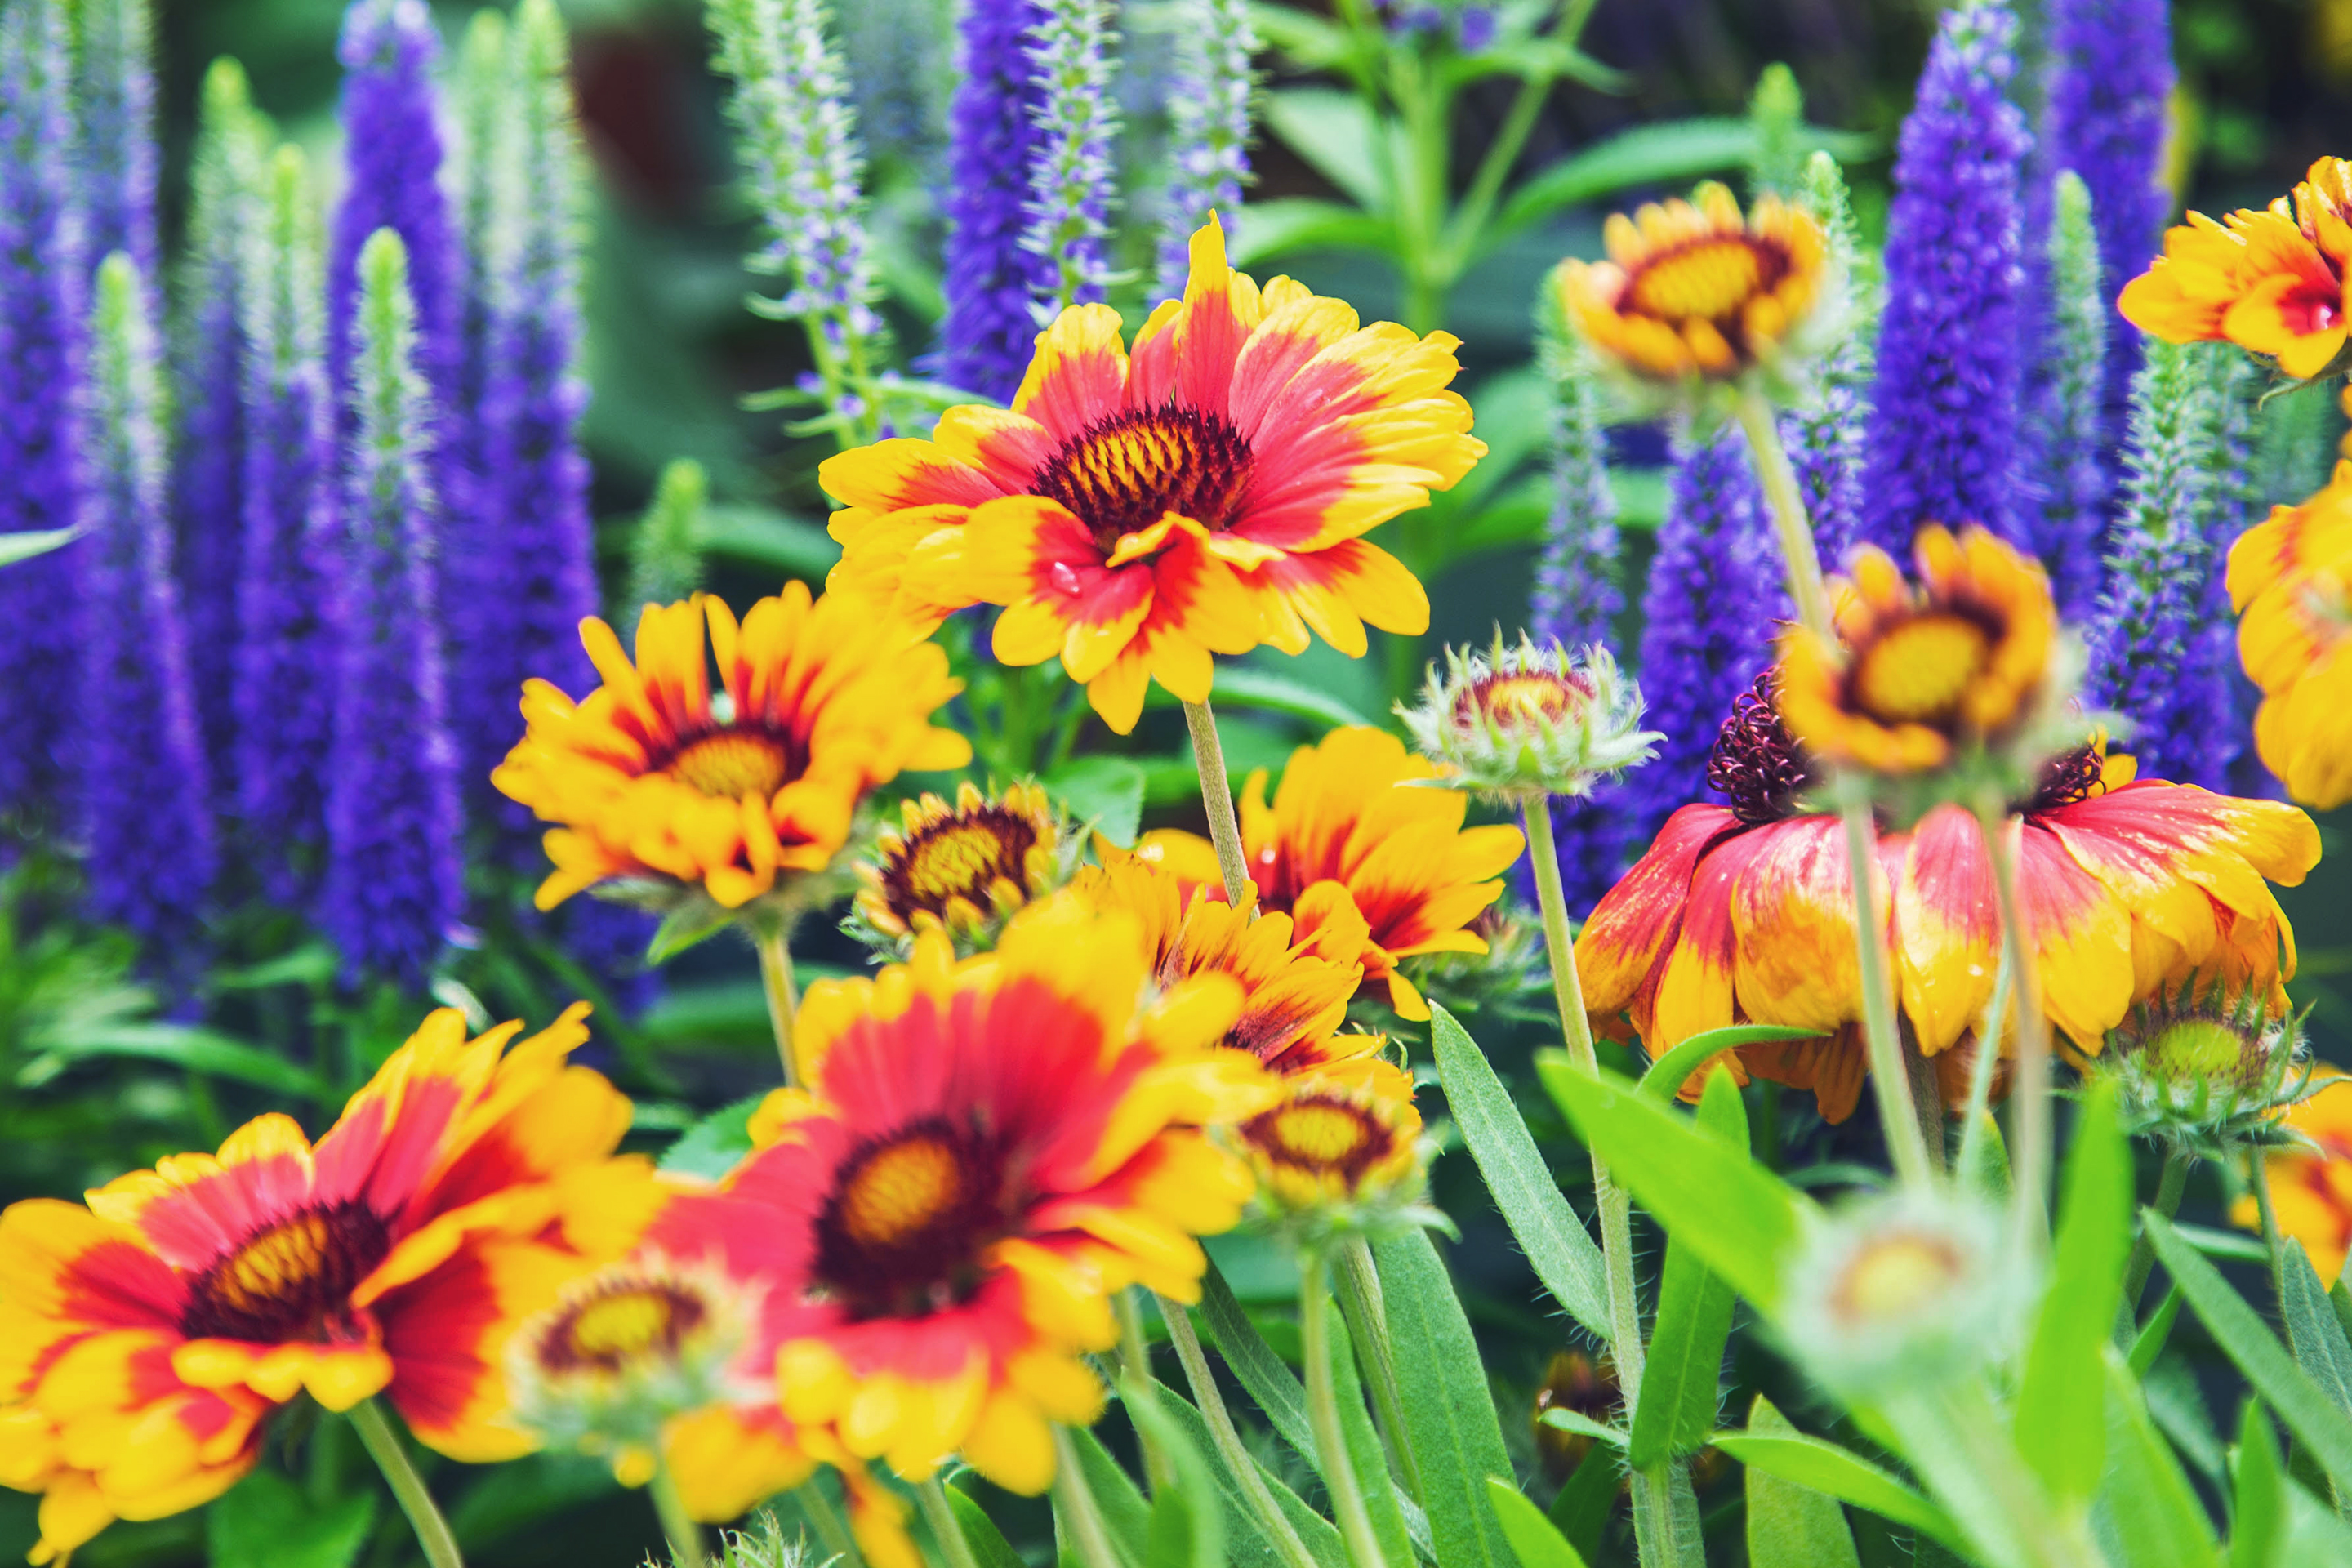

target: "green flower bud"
[1398,635,1661,803]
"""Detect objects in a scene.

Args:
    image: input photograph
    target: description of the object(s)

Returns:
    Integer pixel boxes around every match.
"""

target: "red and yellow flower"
[724,896,1273,1494]
[2233,1075,2352,1282]
[1578,684,2320,1121]
[492,584,969,911]
[0,1005,655,1563]
[1557,182,1833,384]
[2120,156,2352,380]
[851,782,1067,952]
[817,218,1485,733]
[1135,726,1525,1022]
[1234,1073,1424,1217]
[2227,473,2352,808]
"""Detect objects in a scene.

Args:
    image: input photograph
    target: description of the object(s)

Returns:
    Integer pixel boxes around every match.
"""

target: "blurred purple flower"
[941,0,1051,400]
[1155,0,1256,296]
[1025,0,1120,312]
[2022,170,2111,617]
[71,0,157,283]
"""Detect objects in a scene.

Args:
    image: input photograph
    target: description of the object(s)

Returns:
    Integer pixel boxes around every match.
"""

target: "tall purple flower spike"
[0,0,87,815]
[71,0,158,283]
[78,253,216,973]
[236,147,339,908]
[322,229,463,989]
[1861,0,2032,552]
[1619,425,1783,864]
[1024,0,1120,312]
[175,60,270,786]
[940,0,1052,401]
[1155,0,1255,296]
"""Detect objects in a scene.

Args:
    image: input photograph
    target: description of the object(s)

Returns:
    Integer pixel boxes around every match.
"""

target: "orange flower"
[492,584,969,911]
[817,218,1484,733]
[2233,1076,2352,1281]
[1134,726,1525,1022]
[1578,685,2319,1122]
[2120,157,2352,380]
[2227,473,2352,808]
[851,782,1067,951]
[726,898,1272,1494]
[0,1006,656,1563]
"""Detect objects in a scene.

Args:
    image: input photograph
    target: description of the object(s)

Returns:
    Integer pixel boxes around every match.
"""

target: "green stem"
[1733,389,1833,640]
[650,1463,706,1568]
[754,920,800,1089]
[798,1481,864,1568]
[1334,1240,1423,1499]
[1904,1032,1948,1174]
[1522,799,1686,1566]
[2253,1147,2288,1300]
[1159,1294,1322,1568]
[1183,699,1255,907]
[2119,1146,2191,1334]
[1301,1250,1393,1568]
[349,1399,465,1568]
[1052,1425,1127,1568]
[1954,945,2013,1182]
[1843,800,1934,1188]
[1440,67,1553,265]
[1979,803,2052,1245]
[915,1477,986,1568]
[1118,1289,1175,1495]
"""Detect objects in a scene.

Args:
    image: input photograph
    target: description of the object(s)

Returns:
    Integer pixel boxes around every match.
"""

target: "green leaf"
[1319,1297,1418,1568]
[1262,90,1389,211]
[206,942,338,991]
[1430,1004,1612,1341]
[207,1468,376,1568]
[1059,1425,1153,1568]
[1492,118,1879,243]
[1487,1477,1590,1568]
[1199,1262,1316,1463]
[658,1094,766,1179]
[1045,755,1147,849]
[646,895,737,963]
[2092,1348,2224,1568]
[1741,1395,1860,1568]
[0,526,78,568]
[1547,1453,1619,1564]
[1126,1382,1227,1568]
[1536,1053,1813,1314]
[1627,1070,1744,1468]
[1955,1109,2011,1201]
[1148,665,1381,733]
[1147,1379,1348,1568]
[20,1022,323,1098]
[695,501,838,577]
[1538,1409,1624,1449]
[2234,1402,2287,1568]
[2283,1476,2352,1568]
[1635,1023,1820,1103]
[1709,1430,1963,1551]
[2014,1079,2132,1502]
[946,1482,1027,1568]
[2132,1285,2184,1377]
[2145,1213,2352,1499]
[1373,1230,1517,1568]
[1227,198,1396,266]
[2279,1238,2352,1418]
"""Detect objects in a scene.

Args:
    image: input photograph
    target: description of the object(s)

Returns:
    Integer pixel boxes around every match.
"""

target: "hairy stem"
[1843,800,1933,1187]
[1052,1424,1126,1568]
[915,1477,985,1568]
[1335,1239,1423,1499]
[1159,1294,1322,1568]
[754,921,800,1089]
[2119,1146,2191,1335]
[1302,1249,1394,1568]
[1980,803,2053,1245]
[1183,699,1255,907]
[1118,1289,1175,1494]
[1734,388,1833,639]
[349,1399,465,1568]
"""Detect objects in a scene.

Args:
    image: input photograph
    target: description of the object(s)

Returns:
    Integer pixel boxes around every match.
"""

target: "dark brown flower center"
[2025,742,2105,814]
[812,1118,1016,1321]
[881,808,1040,927]
[535,1278,710,1374]
[1036,404,1254,551]
[180,1202,393,1343]
[657,726,804,800]
[1708,671,1814,825]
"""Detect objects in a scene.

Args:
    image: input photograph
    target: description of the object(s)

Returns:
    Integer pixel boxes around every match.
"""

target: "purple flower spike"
[1861,0,2032,552]
[236,147,338,909]
[1025,0,1120,312]
[1155,0,1256,297]
[941,0,1052,400]
[174,60,270,787]
[78,254,215,970]
[322,229,463,990]
[70,0,158,284]
[0,0,88,816]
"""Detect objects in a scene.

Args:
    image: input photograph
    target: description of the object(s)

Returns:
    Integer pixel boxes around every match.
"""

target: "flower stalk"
[1051,1424,1126,1568]
[1159,1294,1321,1568]
[350,1398,466,1568]
[1978,798,2053,1242]
[2120,1146,2191,1326]
[1299,1247,1393,1568]
[753,920,800,1088]
[915,1477,985,1568]
[650,1463,706,1568]
[1334,1240,1422,1498]
[1184,698,1255,908]
[1116,1290,1176,1494]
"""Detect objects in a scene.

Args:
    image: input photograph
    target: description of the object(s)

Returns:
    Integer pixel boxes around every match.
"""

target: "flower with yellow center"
[2121,157,2352,381]
[849,782,1069,956]
[2227,472,2352,808]
[1775,524,2069,795]
[492,584,969,914]
[1233,1074,1432,1246]
[816,217,1485,733]
[1780,1191,2026,1397]
[724,895,1274,1496]
[1556,182,1836,402]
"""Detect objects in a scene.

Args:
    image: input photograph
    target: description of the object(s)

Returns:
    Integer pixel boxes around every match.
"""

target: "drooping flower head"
[819,218,1484,733]
[1134,726,1525,1021]
[2226,470,2352,807]
[0,1004,655,1564]
[725,898,1272,1494]
[849,781,1070,956]
[1557,182,1837,417]
[2234,1076,2352,1282]
[1775,524,2076,804]
[492,585,969,915]
[2120,158,2352,383]
[1400,635,1660,802]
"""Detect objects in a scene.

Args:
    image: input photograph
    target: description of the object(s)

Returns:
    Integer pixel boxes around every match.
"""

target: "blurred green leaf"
[1636,1023,1820,1103]
[1487,1477,1590,1568]
[1058,1425,1153,1565]
[2283,1476,2352,1567]
[2093,1348,2224,1568]
[0,527,78,568]
[1229,198,1397,267]
[1148,666,1379,732]
[2132,1284,2185,1377]
[1374,1230,1517,1568]
[944,1481,1026,1568]
[1709,1429,1962,1551]
[1125,1380,1227,1568]
[207,1468,375,1568]
[1742,1395,1860,1568]
[207,943,337,991]
[696,502,840,579]
[1263,90,1389,211]
[1430,1003,1612,1343]
[1198,1263,1316,1463]
[2014,1080,2131,1502]
[658,1093,767,1179]
[20,1023,321,1098]
[1628,1071,1743,1469]
[1045,755,1147,849]
[1493,118,1878,245]
[2234,1401,2287,1568]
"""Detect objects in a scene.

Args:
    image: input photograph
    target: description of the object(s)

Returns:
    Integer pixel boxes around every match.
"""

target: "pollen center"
[1459,671,1589,731]
[1625,236,1780,323]
[664,728,797,800]
[180,1202,393,1343]
[1035,404,1254,550]
[556,1283,706,1371]
[814,1119,1013,1320]
[1849,613,1993,724]
[891,815,1037,924]
[838,1136,963,1246]
[1834,1232,1964,1322]
[1267,1102,1377,1165]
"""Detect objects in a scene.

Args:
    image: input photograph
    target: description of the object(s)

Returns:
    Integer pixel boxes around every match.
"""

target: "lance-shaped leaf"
[1626,1070,1744,1468]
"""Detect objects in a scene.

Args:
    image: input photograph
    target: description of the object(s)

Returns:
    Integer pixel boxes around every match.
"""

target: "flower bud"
[1234,1073,1440,1249]
[1399,635,1660,803]
[2099,981,2314,1154]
